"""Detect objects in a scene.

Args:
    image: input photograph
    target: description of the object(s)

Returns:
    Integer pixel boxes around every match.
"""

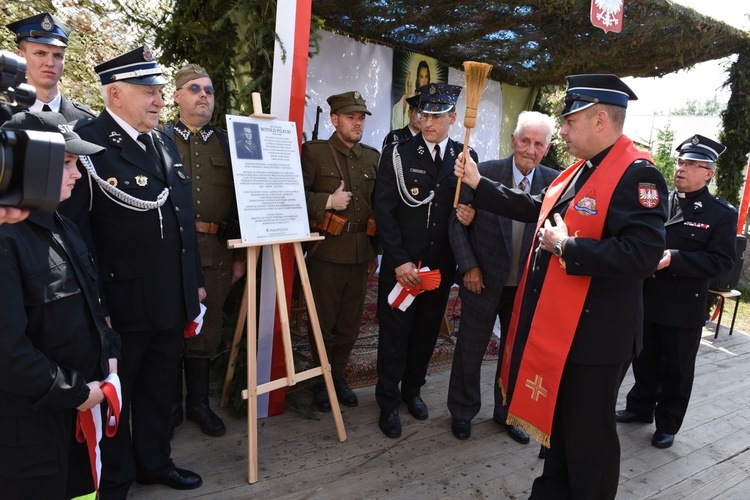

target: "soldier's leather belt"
[195,221,220,234]
[343,221,367,233]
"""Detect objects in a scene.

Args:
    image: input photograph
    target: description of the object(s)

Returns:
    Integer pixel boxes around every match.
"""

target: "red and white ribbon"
[75,373,122,492]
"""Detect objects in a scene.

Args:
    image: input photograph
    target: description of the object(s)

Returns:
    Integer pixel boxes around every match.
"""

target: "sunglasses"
[179,83,215,95]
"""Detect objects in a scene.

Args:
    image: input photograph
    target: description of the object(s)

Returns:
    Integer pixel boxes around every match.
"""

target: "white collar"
[425,137,449,159]
[30,93,62,113]
[105,108,151,148]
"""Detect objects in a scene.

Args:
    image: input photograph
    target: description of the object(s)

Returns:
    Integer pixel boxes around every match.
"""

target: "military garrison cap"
[95,45,168,86]
[6,12,71,47]
[327,91,371,115]
[562,74,637,117]
[418,83,461,114]
[175,63,210,89]
[676,134,726,165]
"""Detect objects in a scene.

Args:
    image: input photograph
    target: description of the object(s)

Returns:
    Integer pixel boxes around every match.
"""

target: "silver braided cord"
[392,146,435,228]
[79,155,170,238]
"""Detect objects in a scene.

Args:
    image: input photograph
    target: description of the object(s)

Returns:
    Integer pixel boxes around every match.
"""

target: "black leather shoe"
[538,445,547,459]
[507,424,531,444]
[404,396,428,420]
[451,419,471,440]
[333,378,358,407]
[492,416,530,444]
[137,467,203,490]
[652,431,675,449]
[379,409,401,438]
[615,409,653,423]
[313,384,331,412]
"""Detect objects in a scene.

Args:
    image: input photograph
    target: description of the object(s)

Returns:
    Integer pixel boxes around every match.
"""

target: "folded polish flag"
[388,266,442,311]
[184,302,208,338]
[76,373,122,493]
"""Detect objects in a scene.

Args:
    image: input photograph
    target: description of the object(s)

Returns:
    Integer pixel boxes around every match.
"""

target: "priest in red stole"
[454,74,668,500]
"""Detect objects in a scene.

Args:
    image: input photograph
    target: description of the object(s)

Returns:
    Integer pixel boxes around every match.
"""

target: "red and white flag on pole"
[255,0,313,418]
[591,0,624,33]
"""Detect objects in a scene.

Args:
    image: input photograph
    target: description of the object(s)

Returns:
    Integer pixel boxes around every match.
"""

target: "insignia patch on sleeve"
[638,183,660,208]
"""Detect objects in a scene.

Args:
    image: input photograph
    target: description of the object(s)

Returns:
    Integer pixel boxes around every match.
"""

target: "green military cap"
[327,91,371,115]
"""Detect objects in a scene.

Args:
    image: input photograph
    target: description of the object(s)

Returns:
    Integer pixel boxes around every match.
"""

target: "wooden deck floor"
[130,323,750,499]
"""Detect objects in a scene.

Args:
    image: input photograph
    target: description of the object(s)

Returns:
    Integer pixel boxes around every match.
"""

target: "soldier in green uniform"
[302,91,380,412]
[163,63,246,437]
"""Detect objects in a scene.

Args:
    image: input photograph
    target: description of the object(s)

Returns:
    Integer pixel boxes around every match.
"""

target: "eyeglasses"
[675,158,712,170]
[417,111,452,122]
[178,83,215,95]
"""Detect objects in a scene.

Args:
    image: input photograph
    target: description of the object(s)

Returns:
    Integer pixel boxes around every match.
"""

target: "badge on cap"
[354,91,361,99]
[41,15,54,32]
[429,85,437,95]
[692,136,700,145]
[143,45,154,62]
[135,175,148,187]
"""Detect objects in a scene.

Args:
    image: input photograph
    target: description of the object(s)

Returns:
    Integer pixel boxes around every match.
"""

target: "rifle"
[312,105,322,140]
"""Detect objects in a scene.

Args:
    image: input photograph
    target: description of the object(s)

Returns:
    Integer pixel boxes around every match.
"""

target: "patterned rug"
[292,275,500,388]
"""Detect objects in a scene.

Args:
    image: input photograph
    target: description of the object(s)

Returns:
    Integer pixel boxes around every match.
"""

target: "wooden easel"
[220,237,346,483]
[219,97,346,484]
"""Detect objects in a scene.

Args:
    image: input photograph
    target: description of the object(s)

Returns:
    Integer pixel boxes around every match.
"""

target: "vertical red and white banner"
[255,0,313,418]
[736,154,750,234]
[591,0,624,34]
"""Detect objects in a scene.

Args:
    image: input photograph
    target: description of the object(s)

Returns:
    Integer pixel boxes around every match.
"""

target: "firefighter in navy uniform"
[381,94,421,149]
[71,46,205,497]
[6,12,97,121]
[617,134,737,449]
[6,12,99,242]
[374,83,478,438]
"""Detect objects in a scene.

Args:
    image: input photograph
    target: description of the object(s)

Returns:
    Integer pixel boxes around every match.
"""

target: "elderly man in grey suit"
[447,111,559,441]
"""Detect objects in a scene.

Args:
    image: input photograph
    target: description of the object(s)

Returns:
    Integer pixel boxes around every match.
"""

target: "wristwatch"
[552,237,568,258]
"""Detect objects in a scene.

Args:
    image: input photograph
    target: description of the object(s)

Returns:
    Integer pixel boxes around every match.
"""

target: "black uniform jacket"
[449,156,559,318]
[375,132,478,286]
[33,96,97,236]
[0,212,118,418]
[644,187,737,328]
[381,125,413,150]
[473,152,668,366]
[59,95,97,121]
[73,110,204,333]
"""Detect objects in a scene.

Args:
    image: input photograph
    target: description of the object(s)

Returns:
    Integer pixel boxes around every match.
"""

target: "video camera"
[1,50,66,213]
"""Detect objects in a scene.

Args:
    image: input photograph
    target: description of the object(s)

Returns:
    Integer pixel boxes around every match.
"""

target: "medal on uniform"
[135,175,148,187]
[106,177,118,187]
[411,187,420,196]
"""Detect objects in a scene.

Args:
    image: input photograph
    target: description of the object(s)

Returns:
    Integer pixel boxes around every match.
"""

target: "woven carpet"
[292,275,500,389]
